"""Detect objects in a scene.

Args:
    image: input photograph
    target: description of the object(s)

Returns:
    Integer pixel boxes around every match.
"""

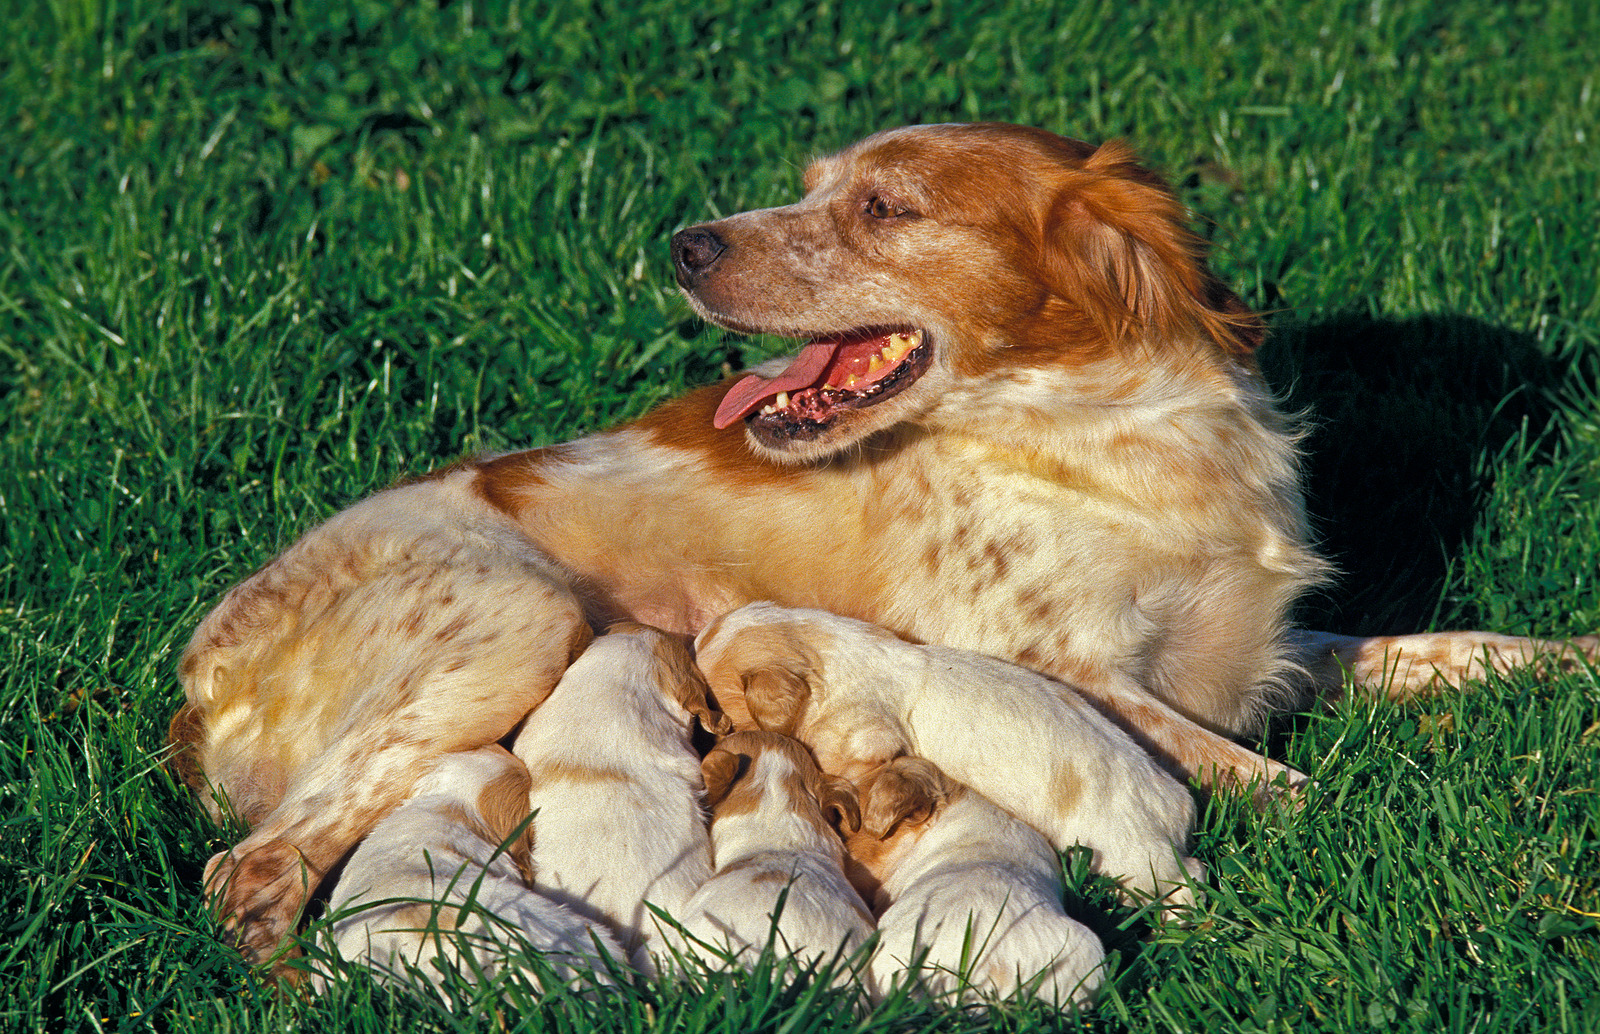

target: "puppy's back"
[512,626,721,959]
[676,731,874,972]
[320,747,625,996]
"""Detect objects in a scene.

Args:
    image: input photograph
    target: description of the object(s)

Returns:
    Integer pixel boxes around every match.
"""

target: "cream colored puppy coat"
[511,624,730,972]
[847,756,1106,1007]
[695,603,1202,906]
[676,731,874,975]
[319,746,625,996]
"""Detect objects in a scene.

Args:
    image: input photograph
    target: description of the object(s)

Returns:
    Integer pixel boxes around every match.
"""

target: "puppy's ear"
[862,756,947,839]
[819,774,862,834]
[653,632,734,735]
[743,666,812,736]
[475,754,535,880]
[700,747,747,810]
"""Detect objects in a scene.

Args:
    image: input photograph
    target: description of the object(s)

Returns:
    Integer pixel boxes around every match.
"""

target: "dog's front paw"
[204,839,314,966]
[1246,757,1313,812]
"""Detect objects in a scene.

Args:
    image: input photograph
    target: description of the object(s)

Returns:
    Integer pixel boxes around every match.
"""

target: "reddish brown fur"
[841,759,957,911]
[164,702,208,802]
[472,765,536,882]
[619,620,733,735]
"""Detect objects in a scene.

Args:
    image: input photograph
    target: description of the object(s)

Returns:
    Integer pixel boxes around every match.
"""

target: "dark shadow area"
[1256,313,1573,636]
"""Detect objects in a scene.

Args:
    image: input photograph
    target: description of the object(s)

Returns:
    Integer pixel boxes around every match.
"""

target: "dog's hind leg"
[1067,669,1312,805]
[1285,628,1599,702]
[192,561,591,972]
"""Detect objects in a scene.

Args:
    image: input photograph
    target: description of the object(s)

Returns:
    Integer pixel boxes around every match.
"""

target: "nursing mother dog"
[169,121,1598,967]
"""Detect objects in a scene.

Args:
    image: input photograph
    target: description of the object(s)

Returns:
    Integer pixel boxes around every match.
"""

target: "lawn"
[2,0,1597,1031]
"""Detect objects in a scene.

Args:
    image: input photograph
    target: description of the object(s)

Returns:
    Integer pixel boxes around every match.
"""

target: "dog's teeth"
[846,374,859,388]
[760,404,777,415]
[879,331,919,364]
[775,391,790,409]
[867,355,884,374]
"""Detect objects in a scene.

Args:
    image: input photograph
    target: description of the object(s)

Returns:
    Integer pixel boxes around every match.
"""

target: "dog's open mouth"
[713,328,932,433]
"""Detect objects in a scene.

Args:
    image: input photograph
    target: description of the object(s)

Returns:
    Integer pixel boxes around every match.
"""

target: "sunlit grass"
[2,1,1597,1031]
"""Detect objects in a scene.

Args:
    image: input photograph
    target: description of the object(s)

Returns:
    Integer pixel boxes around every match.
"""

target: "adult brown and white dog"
[167,121,1598,968]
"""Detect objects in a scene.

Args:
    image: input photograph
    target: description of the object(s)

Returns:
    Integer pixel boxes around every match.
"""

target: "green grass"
[2,0,1597,1030]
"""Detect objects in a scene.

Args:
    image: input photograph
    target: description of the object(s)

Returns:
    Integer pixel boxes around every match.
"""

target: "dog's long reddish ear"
[1042,141,1264,356]
[743,666,812,736]
[862,756,946,839]
[700,747,747,809]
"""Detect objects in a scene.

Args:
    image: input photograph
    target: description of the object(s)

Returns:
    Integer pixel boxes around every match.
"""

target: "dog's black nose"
[671,226,727,287]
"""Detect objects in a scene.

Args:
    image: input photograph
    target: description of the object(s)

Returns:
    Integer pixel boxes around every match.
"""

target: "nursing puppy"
[511,623,730,973]
[695,603,1202,906]
[847,756,1106,1008]
[317,746,625,996]
[675,731,875,976]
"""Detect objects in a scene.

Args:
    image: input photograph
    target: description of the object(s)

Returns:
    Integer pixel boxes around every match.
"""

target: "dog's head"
[672,122,1263,463]
[692,603,824,736]
[607,620,733,736]
[700,729,862,834]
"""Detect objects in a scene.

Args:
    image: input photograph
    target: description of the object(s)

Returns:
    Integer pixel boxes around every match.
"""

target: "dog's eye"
[863,195,909,220]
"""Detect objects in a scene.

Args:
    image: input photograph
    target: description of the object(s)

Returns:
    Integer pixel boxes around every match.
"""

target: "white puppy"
[676,730,875,977]
[848,756,1105,1008]
[511,622,731,972]
[317,745,626,996]
[695,603,1202,907]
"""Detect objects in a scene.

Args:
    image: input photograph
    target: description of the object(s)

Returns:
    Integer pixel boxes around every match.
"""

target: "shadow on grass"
[1258,312,1574,637]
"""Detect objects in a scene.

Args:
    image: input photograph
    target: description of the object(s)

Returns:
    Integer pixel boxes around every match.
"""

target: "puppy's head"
[858,755,957,840]
[693,604,824,736]
[841,755,960,904]
[609,620,733,736]
[699,738,752,812]
[700,729,862,834]
[672,122,1262,463]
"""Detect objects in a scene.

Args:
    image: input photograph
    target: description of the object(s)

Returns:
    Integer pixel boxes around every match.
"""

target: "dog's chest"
[864,452,1163,670]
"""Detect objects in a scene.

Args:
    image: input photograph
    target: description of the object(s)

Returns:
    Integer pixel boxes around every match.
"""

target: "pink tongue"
[713,341,841,429]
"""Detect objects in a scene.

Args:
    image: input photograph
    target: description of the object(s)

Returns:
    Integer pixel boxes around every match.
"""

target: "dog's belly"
[491,428,1299,730]
[527,449,1159,672]
[878,479,1155,673]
